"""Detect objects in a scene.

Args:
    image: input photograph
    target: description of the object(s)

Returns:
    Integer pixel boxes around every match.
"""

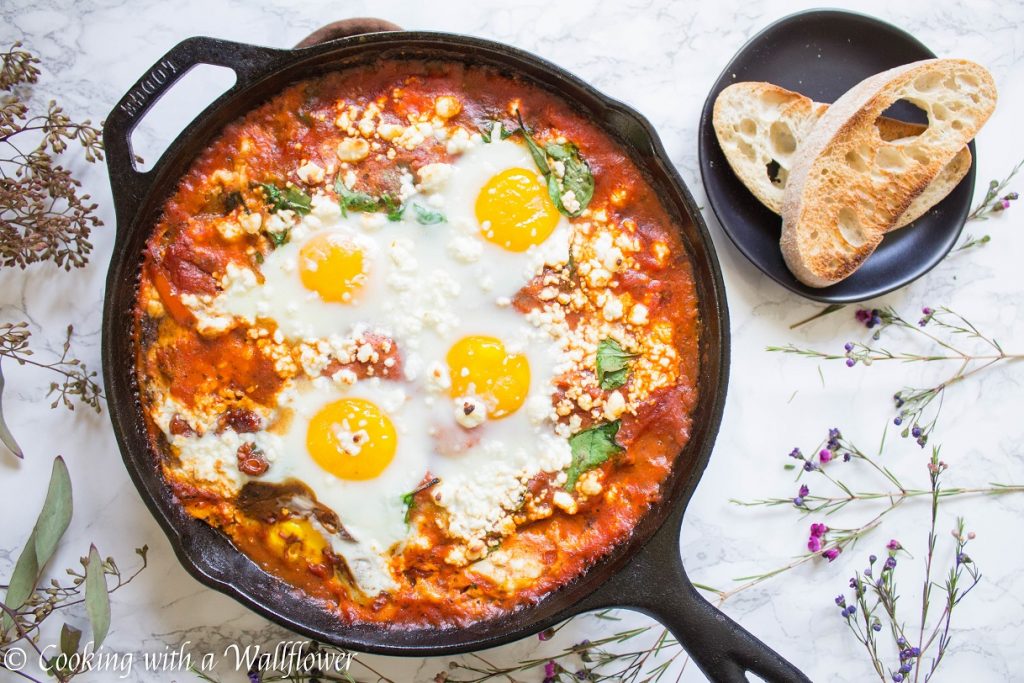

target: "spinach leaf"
[515,110,550,176]
[257,182,311,215]
[560,156,595,217]
[401,477,441,523]
[481,120,513,143]
[546,142,593,217]
[268,228,290,248]
[412,203,446,225]
[335,177,381,216]
[381,193,405,222]
[565,421,623,490]
[514,113,593,217]
[596,338,637,390]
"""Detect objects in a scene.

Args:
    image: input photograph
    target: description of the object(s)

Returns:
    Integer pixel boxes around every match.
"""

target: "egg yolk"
[307,398,397,480]
[475,167,560,252]
[265,519,327,565]
[298,233,366,303]
[447,336,530,418]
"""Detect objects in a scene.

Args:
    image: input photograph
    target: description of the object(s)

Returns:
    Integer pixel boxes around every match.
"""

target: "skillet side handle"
[294,18,403,48]
[574,506,810,683]
[103,37,289,227]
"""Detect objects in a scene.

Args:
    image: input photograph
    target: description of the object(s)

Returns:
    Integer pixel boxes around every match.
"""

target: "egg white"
[177,135,577,595]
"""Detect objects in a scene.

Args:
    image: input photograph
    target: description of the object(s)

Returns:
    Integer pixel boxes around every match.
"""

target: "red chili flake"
[168,414,195,436]
[218,407,262,434]
[237,442,269,476]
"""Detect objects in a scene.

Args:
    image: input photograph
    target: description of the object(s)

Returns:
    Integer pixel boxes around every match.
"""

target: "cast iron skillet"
[698,9,975,304]
[102,20,809,682]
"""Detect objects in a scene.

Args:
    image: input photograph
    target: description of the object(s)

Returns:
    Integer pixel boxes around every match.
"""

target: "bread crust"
[712,82,972,230]
[779,59,996,288]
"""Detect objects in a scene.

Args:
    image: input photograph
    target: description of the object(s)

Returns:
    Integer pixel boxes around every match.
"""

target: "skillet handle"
[572,506,810,683]
[103,37,291,226]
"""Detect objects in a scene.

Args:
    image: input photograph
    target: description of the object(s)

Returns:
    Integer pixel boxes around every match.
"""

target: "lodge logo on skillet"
[119,59,179,117]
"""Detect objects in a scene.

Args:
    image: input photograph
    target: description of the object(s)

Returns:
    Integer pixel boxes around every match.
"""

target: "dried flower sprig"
[439,621,682,683]
[790,158,1023,328]
[723,428,1020,598]
[1,457,148,683]
[768,306,1022,446]
[1,42,104,270]
[0,322,103,457]
[964,158,1022,223]
[835,450,981,683]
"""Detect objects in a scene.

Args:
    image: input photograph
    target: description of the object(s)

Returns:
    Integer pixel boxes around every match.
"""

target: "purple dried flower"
[248,671,261,683]
[911,426,922,438]
[803,461,816,472]
[893,674,904,682]
[544,661,557,678]
[846,358,856,367]
[855,308,871,323]
[819,449,833,464]
[885,556,897,570]
[842,452,852,462]
[808,536,822,553]
[810,523,828,537]
[823,547,841,562]
[844,342,854,352]
[835,594,846,607]
[799,484,809,497]
[872,621,882,632]
[887,539,901,551]
[893,416,903,426]
[789,447,803,459]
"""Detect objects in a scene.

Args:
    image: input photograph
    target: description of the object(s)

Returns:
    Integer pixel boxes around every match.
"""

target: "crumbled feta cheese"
[604,390,626,420]
[434,96,462,119]
[453,396,487,428]
[560,190,581,214]
[336,137,370,162]
[628,303,649,326]
[416,163,452,193]
[602,296,624,321]
[447,235,482,263]
[296,161,325,184]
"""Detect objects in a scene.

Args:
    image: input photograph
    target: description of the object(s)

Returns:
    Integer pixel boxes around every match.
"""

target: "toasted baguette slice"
[712,82,972,230]
[780,59,997,287]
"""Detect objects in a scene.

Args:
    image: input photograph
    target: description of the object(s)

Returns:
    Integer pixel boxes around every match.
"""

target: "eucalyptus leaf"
[2,456,73,633]
[565,421,623,490]
[0,362,23,458]
[60,622,82,657]
[84,545,110,648]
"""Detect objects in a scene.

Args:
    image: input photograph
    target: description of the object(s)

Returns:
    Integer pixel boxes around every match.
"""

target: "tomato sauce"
[135,59,701,628]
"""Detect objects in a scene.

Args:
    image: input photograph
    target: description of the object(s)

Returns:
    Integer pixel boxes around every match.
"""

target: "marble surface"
[2,0,1023,680]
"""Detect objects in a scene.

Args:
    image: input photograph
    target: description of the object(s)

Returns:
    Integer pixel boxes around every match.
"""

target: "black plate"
[698,9,975,303]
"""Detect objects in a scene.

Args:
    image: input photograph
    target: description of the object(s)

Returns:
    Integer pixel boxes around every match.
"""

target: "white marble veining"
[1,0,1023,680]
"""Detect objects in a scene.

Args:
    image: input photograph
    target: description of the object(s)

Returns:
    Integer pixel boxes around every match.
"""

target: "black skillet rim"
[102,30,730,656]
